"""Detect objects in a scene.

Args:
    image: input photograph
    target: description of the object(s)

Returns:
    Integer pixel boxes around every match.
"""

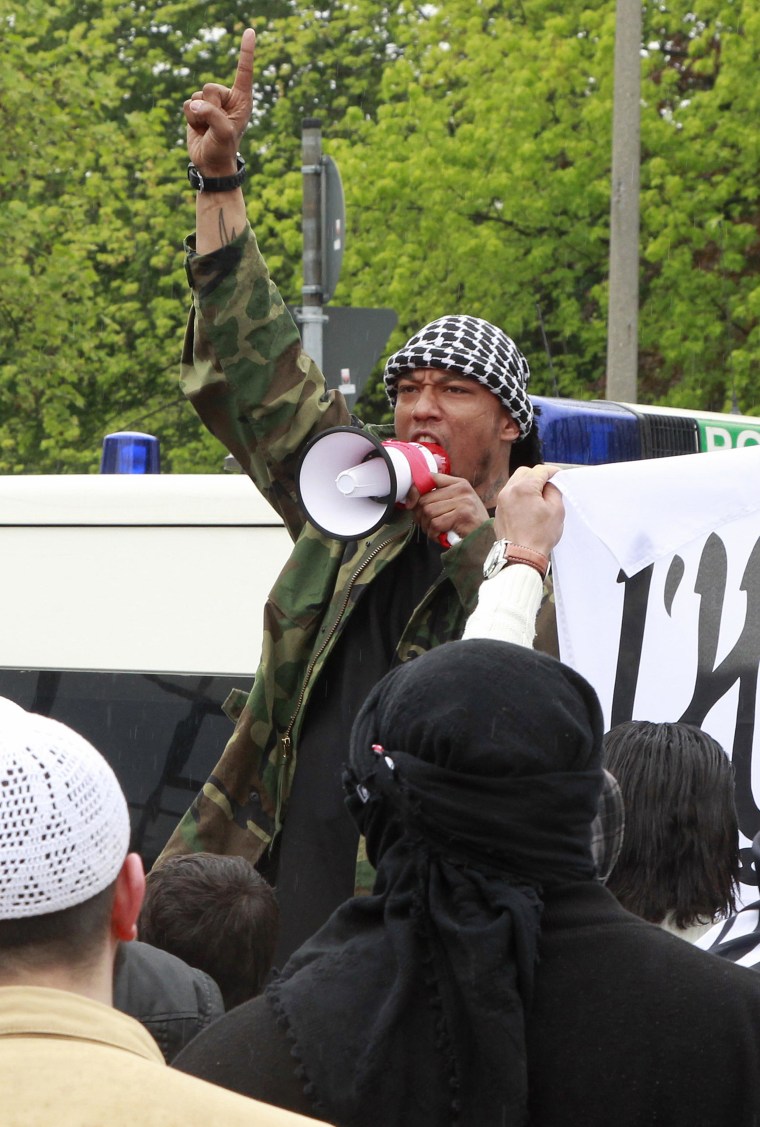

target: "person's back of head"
[141,852,279,1009]
[0,699,326,1126]
[603,720,739,931]
[0,696,133,989]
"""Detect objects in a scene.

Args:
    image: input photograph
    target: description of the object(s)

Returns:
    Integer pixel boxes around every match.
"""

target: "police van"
[0,448,291,865]
[1,404,758,864]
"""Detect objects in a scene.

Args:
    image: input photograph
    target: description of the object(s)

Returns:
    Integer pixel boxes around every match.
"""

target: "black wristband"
[187,154,246,193]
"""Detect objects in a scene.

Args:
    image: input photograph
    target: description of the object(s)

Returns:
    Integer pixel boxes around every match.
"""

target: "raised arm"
[185,28,255,253]
[179,28,351,534]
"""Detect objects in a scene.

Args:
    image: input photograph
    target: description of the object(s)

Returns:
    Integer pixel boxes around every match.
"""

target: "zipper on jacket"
[275,528,407,824]
[274,734,292,830]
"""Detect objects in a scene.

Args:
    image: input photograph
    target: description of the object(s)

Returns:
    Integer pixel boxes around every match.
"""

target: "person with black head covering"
[177,639,760,1126]
[263,641,601,1126]
[175,640,597,1124]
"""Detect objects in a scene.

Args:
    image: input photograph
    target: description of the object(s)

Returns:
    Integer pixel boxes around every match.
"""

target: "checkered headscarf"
[591,769,625,883]
[383,315,533,437]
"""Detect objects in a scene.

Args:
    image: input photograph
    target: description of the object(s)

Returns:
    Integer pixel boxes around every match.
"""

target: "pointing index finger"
[232,28,256,95]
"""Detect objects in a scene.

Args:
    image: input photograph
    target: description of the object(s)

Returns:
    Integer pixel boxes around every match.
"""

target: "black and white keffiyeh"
[383,314,534,437]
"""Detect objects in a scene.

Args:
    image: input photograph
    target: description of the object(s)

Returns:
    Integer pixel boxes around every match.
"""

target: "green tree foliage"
[334,0,760,418]
[0,0,758,474]
[332,0,617,412]
[0,0,401,471]
[0,0,199,472]
[638,0,760,412]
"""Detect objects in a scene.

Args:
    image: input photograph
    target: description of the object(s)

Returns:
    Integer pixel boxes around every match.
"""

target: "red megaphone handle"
[439,530,461,549]
[382,441,436,495]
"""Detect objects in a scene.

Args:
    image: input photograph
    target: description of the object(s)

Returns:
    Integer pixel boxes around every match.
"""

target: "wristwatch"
[187,154,246,193]
[482,539,550,581]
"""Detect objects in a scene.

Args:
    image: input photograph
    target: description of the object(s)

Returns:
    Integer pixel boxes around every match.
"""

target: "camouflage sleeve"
[534,573,560,658]
[180,224,350,537]
[441,518,498,617]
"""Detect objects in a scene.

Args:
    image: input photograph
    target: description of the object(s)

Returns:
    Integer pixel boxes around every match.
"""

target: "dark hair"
[140,853,279,1010]
[509,406,543,472]
[0,882,116,974]
[603,721,739,930]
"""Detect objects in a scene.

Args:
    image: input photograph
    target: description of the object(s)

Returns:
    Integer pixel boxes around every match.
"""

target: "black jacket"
[175,883,760,1126]
[113,940,224,1063]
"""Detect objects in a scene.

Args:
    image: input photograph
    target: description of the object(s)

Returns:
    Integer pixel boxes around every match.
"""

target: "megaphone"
[297,426,460,544]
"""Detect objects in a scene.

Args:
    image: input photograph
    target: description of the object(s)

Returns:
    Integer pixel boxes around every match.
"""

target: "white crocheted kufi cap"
[0,698,130,919]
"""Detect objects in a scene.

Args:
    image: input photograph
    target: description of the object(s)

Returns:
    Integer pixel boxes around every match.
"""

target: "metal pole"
[606,0,641,403]
[301,118,324,369]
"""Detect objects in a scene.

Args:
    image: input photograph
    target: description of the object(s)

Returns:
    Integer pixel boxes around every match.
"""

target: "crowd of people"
[3,24,760,1127]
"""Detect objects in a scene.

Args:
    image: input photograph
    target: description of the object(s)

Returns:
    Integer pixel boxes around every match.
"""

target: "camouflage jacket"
[160,225,497,868]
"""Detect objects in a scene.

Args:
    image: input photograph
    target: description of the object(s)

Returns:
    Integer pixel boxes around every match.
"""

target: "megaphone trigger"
[441,531,461,548]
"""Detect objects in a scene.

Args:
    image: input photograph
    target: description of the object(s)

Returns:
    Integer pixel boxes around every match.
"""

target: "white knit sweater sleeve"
[462,565,544,648]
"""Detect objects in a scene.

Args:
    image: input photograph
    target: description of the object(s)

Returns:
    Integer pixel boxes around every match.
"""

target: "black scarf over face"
[266,640,604,1127]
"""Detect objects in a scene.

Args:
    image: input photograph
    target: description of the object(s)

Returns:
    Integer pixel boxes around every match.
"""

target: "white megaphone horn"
[297,426,460,545]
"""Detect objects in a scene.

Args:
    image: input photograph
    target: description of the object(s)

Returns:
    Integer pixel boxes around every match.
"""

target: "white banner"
[552,446,760,890]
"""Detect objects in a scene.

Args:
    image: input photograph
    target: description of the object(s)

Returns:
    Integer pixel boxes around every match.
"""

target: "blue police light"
[532,397,641,465]
[100,432,161,474]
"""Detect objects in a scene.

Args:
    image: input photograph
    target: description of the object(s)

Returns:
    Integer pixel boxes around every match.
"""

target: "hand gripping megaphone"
[296,426,460,545]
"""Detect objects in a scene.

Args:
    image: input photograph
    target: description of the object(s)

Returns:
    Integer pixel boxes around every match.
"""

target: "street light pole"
[301,117,325,369]
[606,0,641,403]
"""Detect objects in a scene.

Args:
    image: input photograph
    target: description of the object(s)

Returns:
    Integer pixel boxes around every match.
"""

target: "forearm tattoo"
[218,210,238,246]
